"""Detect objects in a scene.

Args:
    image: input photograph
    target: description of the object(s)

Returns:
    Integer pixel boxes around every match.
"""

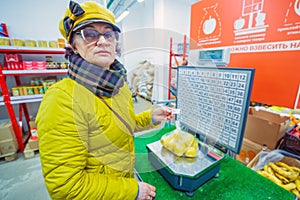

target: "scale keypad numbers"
[176,67,254,153]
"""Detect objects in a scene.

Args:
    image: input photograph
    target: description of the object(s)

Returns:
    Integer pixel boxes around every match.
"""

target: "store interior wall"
[0,0,195,119]
[120,0,194,102]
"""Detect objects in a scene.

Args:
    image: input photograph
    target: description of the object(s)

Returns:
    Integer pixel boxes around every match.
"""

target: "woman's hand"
[137,182,156,200]
[152,106,173,122]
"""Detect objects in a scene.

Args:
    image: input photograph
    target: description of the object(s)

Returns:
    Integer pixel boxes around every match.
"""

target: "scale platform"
[147,138,224,196]
[147,66,255,196]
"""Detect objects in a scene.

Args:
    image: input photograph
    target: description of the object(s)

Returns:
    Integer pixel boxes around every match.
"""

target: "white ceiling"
[107,0,141,18]
[106,0,200,19]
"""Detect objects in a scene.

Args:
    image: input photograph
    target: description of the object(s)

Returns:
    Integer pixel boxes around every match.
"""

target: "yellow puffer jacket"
[36,78,154,200]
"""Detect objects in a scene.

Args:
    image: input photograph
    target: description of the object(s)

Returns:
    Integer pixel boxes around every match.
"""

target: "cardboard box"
[0,121,19,155]
[0,121,16,141]
[247,149,300,169]
[27,138,38,150]
[243,107,290,149]
[236,138,267,165]
[0,139,18,155]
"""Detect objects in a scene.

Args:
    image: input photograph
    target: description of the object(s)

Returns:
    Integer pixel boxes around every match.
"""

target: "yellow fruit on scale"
[185,147,197,157]
[160,130,198,157]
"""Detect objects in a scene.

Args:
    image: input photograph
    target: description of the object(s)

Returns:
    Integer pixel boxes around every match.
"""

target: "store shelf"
[0,95,44,106]
[0,46,65,54]
[0,46,66,152]
[2,69,68,76]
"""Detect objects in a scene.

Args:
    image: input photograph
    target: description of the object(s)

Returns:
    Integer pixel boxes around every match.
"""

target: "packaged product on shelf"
[60,62,68,69]
[48,40,58,48]
[46,62,58,69]
[29,120,38,141]
[21,87,27,95]
[11,38,24,46]
[33,86,39,94]
[29,77,43,86]
[24,39,37,47]
[45,55,53,62]
[11,87,19,96]
[43,78,57,92]
[23,61,46,70]
[17,87,22,95]
[37,40,47,48]
[38,86,44,94]
[4,54,23,70]
[29,78,36,86]
[26,86,34,95]
[0,37,10,46]
[57,38,66,48]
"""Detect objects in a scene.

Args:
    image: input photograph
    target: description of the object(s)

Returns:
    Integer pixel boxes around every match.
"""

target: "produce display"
[160,130,198,157]
[257,161,300,197]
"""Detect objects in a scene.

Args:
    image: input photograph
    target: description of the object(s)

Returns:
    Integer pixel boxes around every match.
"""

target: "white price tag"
[172,109,181,115]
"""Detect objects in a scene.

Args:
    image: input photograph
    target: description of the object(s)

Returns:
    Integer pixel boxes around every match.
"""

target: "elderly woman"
[36,1,173,199]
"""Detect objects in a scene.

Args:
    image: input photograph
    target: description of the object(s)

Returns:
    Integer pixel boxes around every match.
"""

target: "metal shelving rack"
[0,46,66,151]
[168,35,187,100]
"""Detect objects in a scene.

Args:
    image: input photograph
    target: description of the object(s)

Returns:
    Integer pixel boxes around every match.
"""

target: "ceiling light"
[116,10,130,23]
[137,0,144,2]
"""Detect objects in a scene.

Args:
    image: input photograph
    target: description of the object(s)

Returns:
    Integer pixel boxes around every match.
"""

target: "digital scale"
[188,48,230,66]
[147,64,255,196]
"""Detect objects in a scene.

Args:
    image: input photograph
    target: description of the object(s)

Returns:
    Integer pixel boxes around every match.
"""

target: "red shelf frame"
[0,46,66,152]
[168,35,187,100]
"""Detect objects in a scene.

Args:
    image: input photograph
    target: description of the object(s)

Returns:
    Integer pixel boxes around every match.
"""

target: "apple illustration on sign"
[203,16,216,34]
[295,0,300,16]
[234,17,245,30]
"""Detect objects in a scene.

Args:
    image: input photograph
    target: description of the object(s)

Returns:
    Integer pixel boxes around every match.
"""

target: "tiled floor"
[0,96,153,200]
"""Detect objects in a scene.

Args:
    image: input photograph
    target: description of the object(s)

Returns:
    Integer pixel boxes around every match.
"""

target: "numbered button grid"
[176,67,251,152]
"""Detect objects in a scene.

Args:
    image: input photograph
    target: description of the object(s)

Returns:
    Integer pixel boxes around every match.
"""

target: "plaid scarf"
[67,53,126,97]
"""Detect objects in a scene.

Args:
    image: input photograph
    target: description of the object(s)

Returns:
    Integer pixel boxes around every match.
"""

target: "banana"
[281,182,296,191]
[269,162,299,181]
[276,162,295,172]
[295,179,300,191]
[291,189,300,197]
[290,166,300,173]
[257,170,282,186]
[275,172,289,184]
[267,166,276,176]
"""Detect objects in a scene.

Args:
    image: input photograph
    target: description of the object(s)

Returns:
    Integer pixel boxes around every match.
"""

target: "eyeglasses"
[75,29,119,43]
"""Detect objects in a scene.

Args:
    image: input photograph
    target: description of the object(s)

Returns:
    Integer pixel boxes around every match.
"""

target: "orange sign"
[190,0,300,108]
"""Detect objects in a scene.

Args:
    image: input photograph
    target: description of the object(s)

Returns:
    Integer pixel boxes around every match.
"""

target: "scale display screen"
[189,48,230,66]
[199,49,223,61]
[176,66,255,153]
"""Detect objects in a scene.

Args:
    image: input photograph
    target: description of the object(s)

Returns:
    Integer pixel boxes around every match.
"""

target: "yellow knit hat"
[59,1,121,42]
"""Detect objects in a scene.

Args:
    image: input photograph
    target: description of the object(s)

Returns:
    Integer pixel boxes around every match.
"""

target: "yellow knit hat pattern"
[59,1,120,42]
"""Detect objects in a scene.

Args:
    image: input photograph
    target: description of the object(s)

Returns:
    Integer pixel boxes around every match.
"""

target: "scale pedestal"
[146,138,224,196]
